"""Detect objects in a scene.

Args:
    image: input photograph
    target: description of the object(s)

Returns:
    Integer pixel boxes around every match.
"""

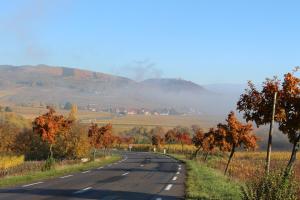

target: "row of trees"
[191,112,258,175]
[237,68,300,174]
[0,105,118,162]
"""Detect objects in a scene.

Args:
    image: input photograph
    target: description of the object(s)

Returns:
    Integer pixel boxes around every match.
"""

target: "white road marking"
[22,182,43,187]
[98,167,104,169]
[178,164,181,167]
[165,184,173,191]
[140,164,144,167]
[81,170,90,174]
[178,167,181,171]
[176,171,180,175]
[74,187,92,194]
[60,175,73,179]
[122,172,130,176]
[156,198,162,200]
[172,176,177,181]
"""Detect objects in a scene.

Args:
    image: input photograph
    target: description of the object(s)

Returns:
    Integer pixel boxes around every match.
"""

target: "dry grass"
[205,151,300,182]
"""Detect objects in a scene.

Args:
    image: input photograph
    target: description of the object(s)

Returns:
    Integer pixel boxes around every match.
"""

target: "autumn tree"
[165,129,177,150]
[88,123,101,160]
[32,107,72,159]
[152,134,164,149]
[175,130,191,153]
[150,126,165,137]
[192,128,205,158]
[217,111,258,175]
[68,104,78,121]
[278,71,300,172]
[202,128,218,161]
[88,123,114,159]
[99,123,114,156]
[237,78,283,172]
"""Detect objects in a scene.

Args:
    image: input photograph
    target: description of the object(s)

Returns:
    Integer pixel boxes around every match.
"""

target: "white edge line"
[165,184,173,191]
[74,187,92,194]
[60,175,73,179]
[176,171,180,175]
[122,172,130,176]
[98,167,104,169]
[172,176,177,181]
[81,170,90,174]
[22,182,43,187]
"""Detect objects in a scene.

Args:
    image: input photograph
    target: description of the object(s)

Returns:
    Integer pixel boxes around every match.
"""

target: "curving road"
[0,152,185,200]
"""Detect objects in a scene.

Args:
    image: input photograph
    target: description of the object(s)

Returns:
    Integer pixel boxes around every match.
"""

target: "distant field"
[10,106,223,134]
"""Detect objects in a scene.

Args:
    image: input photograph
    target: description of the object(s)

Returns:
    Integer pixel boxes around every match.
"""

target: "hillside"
[0,65,210,113]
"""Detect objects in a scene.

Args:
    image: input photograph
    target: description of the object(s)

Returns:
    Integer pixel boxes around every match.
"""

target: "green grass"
[0,155,121,188]
[171,154,242,200]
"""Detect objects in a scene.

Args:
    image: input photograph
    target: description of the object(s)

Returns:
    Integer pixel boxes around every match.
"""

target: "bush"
[241,170,299,200]
[0,155,24,170]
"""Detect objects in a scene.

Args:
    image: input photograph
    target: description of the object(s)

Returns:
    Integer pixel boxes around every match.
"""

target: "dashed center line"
[172,176,178,181]
[22,182,43,187]
[165,184,173,191]
[122,172,130,176]
[74,187,92,194]
[60,175,73,179]
[81,170,90,174]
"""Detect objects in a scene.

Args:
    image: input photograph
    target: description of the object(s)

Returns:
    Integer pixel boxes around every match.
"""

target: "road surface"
[0,152,185,200]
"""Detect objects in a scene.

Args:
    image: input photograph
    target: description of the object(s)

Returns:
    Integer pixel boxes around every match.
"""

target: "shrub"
[241,170,299,200]
[0,155,24,170]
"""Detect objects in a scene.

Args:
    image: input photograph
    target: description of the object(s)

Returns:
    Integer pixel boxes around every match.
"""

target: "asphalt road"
[0,152,185,200]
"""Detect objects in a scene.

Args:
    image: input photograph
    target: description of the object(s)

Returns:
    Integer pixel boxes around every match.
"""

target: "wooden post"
[265,92,277,173]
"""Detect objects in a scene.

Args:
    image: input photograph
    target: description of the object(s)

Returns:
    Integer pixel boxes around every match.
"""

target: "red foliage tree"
[32,107,72,158]
[216,111,258,175]
[278,72,300,172]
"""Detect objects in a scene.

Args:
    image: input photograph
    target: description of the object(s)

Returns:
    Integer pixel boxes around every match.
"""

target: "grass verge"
[0,155,121,188]
[170,154,242,200]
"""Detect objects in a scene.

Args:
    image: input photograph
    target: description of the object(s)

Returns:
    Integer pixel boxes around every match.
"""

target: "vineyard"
[0,69,300,200]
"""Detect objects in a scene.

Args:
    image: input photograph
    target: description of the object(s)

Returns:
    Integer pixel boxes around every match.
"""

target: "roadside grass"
[171,154,242,200]
[0,155,121,188]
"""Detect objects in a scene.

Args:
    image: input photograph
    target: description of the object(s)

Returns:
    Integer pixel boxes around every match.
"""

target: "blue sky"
[0,0,299,84]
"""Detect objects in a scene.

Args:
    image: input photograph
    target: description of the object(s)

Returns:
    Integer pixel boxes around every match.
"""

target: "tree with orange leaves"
[33,106,72,159]
[99,123,114,156]
[202,128,218,161]
[88,123,114,159]
[152,134,164,149]
[165,129,177,151]
[278,71,300,172]
[216,111,258,175]
[192,128,205,158]
[237,78,284,173]
[88,123,101,160]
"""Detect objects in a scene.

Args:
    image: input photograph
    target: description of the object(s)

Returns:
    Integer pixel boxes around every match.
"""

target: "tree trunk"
[49,144,53,158]
[204,152,209,161]
[224,146,235,175]
[286,134,300,173]
[93,148,96,161]
[194,147,201,159]
[265,92,277,173]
